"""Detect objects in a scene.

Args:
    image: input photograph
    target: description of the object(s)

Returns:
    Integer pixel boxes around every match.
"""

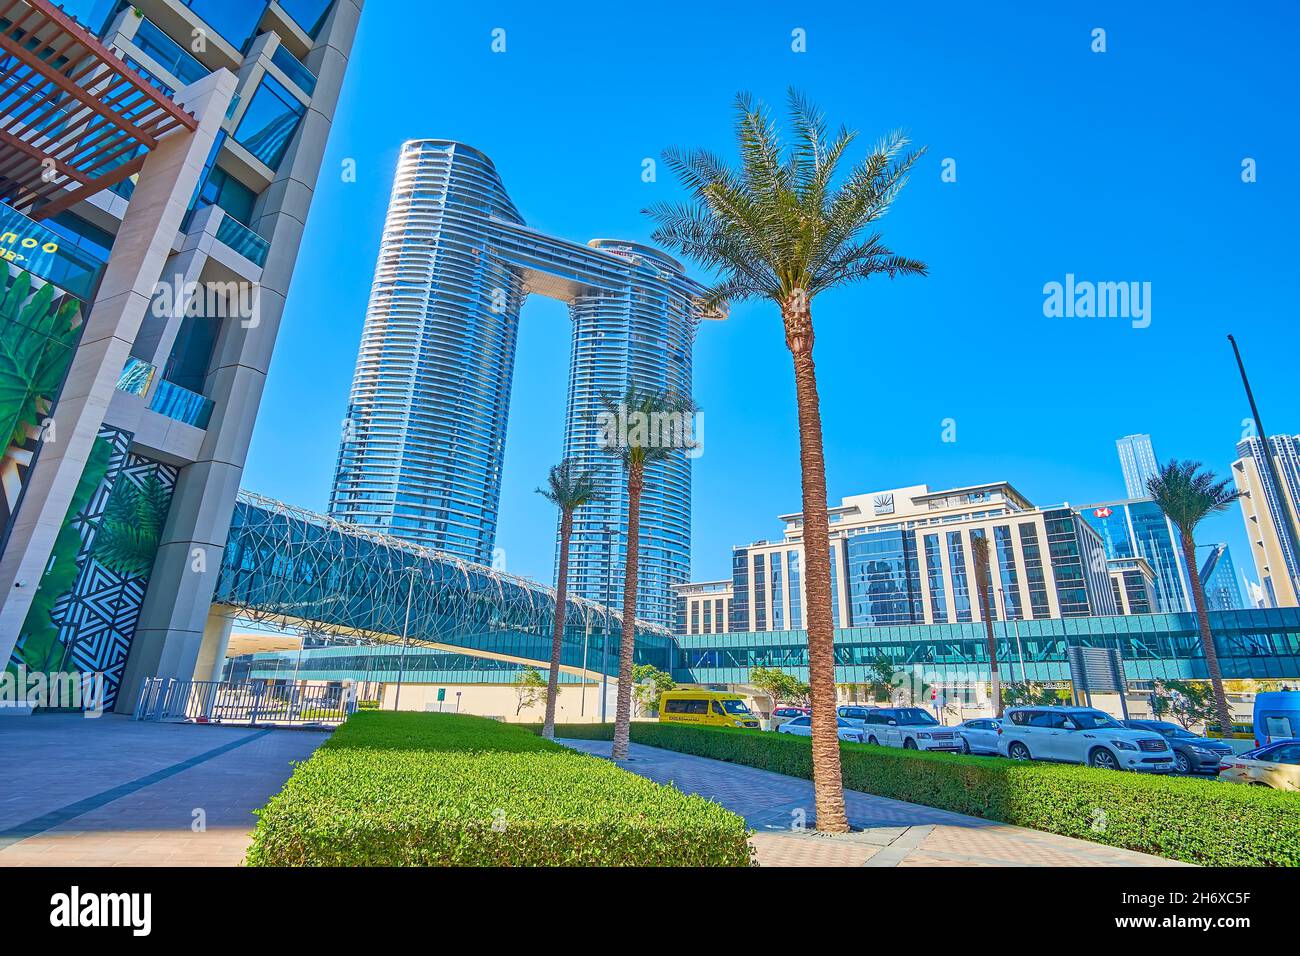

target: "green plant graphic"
[0,268,83,451]
[10,437,113,676]
[95,471,171,578]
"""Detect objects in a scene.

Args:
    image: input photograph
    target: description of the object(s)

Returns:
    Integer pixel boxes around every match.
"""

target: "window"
[278,0,335,37]
[234,75,306,169]
[1264,716,1295,739]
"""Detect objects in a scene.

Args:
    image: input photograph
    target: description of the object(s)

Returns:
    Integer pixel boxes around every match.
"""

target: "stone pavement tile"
[751,832,881,867]
[0,718,327,867]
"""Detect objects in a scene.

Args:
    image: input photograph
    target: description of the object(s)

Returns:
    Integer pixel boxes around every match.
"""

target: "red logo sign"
[1094,507,1112,518]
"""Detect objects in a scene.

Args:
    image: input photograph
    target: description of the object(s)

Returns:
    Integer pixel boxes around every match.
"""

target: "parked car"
[1218,739,1300,790]
[1122,719,1233,774]
[998,706,1174,772]
[955,717,1003,755]
[836,705,877,728]
[1251,690,1300,747]
[659,691,760,729]
[769,705,811,731]
[776,715,865,743]
[859,707,962,751]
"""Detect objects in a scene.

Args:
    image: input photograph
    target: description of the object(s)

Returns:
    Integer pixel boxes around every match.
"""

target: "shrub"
[246,711,752,867]
[540,722,1300,866]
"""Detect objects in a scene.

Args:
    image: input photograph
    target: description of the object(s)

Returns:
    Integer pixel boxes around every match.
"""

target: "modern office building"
[328,140,710,627]
[1077,497,1194,613]
[716,483,1117,634]
[0,0,361,710]
[675,580,732,636]
[1116,433,1160,499]
[1199,542,1246,611]
[1108,556,1156,614]
[1233,435,1300,607]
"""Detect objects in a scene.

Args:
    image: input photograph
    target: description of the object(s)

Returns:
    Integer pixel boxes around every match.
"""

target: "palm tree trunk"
[1182,532,1233,734]
[541,510,572,738]
[611,463,643,761]
[785,304,849,833]
[977,578,1002,718]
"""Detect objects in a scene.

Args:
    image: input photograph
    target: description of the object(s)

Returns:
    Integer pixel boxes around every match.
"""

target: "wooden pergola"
[0,0,198,219]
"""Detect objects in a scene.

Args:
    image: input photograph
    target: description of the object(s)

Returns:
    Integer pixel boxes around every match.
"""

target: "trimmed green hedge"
[542,722,1300,866]
[245,712,751,867]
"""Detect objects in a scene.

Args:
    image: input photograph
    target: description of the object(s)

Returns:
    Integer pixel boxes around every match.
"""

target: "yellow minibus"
[658,690,759,729]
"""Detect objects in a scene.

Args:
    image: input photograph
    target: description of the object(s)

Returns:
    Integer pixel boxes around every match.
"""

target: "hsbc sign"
[1094,507,1113,519]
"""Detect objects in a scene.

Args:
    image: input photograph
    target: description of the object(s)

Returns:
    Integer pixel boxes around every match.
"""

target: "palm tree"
[537,459,601,738]
[969,533,1002,717]
[646,90,926,831]
[1147,460,1240,736]
[599,385,696,760]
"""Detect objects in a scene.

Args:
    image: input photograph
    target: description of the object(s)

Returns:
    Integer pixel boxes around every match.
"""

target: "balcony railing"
[116,357,157,396]
[214,212,269,266]
[131,17,209,87]
[149,379,214,429]
[271,43,316,95]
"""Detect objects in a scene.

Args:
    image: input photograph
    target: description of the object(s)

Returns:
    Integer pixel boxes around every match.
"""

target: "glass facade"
[1018,522,1052,619]
[1200,543,1245,611]
[233,75,305,169]
[846,528,923,626]
[730,547,749,631]
[180,0,266,51]
[328,141,703,626]
[993,524,1022,620]
[752,552,766,630]
[1080,500,1191,612]
[673,608,1300,686]
[769,552,784,630]
[923,532,947,622]
[829,540,843,627]
[947,530,972,622]
[786,550,802,629]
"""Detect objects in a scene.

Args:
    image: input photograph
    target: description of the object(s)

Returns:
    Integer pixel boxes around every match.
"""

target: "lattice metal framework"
[215,491,675,675]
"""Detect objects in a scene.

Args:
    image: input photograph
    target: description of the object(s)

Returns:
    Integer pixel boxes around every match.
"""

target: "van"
[1252,690,1300,747]
[659,690,760,729]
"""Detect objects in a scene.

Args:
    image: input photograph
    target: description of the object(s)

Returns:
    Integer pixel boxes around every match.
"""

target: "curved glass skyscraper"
[329,140,706,626]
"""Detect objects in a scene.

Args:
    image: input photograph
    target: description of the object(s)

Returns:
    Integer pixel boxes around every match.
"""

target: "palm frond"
[537,458,602,513]
[1147,460,1240,537]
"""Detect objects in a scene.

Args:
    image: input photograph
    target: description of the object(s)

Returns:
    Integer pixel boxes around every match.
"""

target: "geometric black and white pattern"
[53,425,177,709]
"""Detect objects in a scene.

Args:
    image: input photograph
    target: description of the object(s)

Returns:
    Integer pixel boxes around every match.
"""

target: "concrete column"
[193,609,235,683]
[0,70,237,663]
[117,1,362,712]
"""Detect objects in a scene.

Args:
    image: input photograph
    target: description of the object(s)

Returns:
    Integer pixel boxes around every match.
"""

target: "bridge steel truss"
[214,491,676,676]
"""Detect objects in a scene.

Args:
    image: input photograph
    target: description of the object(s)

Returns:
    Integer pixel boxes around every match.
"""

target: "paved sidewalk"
[0,714,326,866]
[560,739,1185,867]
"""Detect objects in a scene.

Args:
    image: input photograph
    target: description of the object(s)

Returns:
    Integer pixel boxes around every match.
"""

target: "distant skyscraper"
[329,140,708,626]
[1116,434,1160,498]
[1232,435,1300,608]
[1078,498,1194,613]
[1199,543,1245,611]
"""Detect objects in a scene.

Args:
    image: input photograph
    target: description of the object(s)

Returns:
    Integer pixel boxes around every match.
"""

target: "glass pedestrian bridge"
[215,492,676,676]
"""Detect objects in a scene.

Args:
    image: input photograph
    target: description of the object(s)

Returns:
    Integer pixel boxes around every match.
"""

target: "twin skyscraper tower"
[328,140,709,626]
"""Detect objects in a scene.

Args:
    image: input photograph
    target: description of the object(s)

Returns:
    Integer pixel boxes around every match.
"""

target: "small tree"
[631,663,675,716]
[866,655,896,703]
[749,666,810,708]
[513,667,549,717]
[1151,679,1217,730]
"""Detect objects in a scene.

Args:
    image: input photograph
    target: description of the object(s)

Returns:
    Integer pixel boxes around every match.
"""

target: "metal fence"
[132,678,356,726]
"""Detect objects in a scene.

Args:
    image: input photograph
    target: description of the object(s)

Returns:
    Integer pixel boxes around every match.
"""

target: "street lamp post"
[998,587,1028,685]
[1228,334,1300,598]
[393,567,417,711]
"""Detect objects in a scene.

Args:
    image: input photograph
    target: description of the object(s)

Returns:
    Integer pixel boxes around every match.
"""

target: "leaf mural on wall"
[9,436,113,675]
[0,268,84,451]
[95,472,171,578]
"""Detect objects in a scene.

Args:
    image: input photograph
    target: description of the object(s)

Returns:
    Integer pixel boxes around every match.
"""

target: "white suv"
[857,707,963,752]
[998,706,1174,772]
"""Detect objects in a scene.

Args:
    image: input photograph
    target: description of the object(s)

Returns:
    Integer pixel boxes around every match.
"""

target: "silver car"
[955,718,1003,754]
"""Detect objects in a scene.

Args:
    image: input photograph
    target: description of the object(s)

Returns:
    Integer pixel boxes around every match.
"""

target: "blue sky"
[242,0,1298,595]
